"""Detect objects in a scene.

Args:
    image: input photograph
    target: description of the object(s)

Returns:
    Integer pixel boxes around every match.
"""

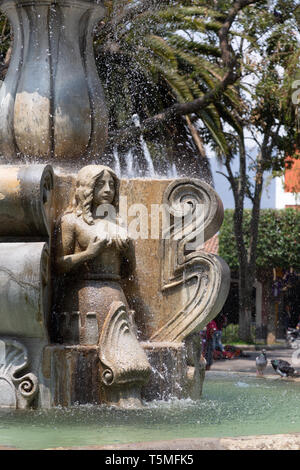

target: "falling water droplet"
[132,114,156,177]
[126,149,134,177]
[113,147,121,177]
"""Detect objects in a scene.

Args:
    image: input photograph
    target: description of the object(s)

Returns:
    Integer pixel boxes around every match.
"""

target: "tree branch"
[216,170,231,182]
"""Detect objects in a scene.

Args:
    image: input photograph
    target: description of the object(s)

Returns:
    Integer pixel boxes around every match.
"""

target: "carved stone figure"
[56,165,134,279]
[54,165,151,407]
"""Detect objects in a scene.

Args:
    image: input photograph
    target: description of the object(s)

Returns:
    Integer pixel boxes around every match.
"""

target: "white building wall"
[275,176,299,209]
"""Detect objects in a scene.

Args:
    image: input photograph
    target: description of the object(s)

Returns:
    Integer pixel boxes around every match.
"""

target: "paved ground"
[50,433,300,450]
[208,345,297,376]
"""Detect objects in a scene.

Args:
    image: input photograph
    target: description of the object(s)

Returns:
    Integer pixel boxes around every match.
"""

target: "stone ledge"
[221,433,300,450]
[209,370,300,382]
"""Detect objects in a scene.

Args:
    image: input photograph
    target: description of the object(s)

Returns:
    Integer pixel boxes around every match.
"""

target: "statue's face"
[93,170,115,206]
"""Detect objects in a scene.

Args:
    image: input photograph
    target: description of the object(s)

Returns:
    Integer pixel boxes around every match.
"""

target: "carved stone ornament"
[0,0,108,166]
[99,302,151,405]
[52,165,152,407]
[0,338,38,408]
[150,178,231,343]
[0,164,54,238]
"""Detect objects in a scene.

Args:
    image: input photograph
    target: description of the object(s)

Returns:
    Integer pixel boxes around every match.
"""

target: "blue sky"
[209,156,276,210]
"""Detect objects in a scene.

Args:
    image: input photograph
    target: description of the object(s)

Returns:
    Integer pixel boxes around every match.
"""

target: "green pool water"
[1,372,300,450]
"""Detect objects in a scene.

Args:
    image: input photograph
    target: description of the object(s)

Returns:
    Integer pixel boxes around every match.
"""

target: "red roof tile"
[204,234,219,254]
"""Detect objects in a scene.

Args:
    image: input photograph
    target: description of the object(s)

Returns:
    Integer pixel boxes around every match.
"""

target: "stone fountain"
[0,0,230,409]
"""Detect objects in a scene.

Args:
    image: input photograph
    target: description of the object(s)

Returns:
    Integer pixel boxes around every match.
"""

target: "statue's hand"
[86,235,110,259]
[115,235,130,252]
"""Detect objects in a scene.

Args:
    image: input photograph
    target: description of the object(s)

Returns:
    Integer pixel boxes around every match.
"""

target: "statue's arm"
[56,215,109,274]
[55,215,88,273]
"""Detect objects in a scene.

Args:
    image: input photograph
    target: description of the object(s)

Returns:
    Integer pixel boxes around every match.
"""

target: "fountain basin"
[1,372,300,450]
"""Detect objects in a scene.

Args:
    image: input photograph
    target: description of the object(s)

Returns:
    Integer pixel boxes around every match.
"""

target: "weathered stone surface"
[50,171,229,404]
[121,178,230,342]
[0,0,108,167]
[185,333,206,400]
[0,163,54,409]
[0,163,229,408]
[99,302,151,407]
[53,166,151,407]
[141,342,189,401]
[0,165,54,238]
[0,242,50,338]
[44,344,100,406]
[53,174,230,343]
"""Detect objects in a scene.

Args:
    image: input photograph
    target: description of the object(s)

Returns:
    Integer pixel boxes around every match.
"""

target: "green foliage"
[95,0,241,154]
[215,0,300,171]
[219,209,300,271]
[222,323,255,345]
[0,13,10,65]
[1,1,299,164]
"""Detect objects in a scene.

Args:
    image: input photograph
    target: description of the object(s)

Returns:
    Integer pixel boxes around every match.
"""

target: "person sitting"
[204,320,217,370]
[214,313,227,352]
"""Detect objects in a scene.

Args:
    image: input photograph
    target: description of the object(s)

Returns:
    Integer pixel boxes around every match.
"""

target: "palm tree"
[0,13,11,81]
[0,0,244,181]
[94,0,243,180]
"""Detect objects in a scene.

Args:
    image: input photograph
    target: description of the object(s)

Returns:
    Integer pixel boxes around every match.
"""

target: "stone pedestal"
[43,342,201,406]
[141,342,189,401]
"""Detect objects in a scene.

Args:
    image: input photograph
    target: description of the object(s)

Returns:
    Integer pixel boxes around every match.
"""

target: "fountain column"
[0,0,108,167]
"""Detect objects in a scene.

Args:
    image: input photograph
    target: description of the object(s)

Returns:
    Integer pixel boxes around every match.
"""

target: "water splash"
[126,149,134,178]
[132,114,156,177]
[235,381,250,388]
[113,147,121,177]
[167,163,178,178]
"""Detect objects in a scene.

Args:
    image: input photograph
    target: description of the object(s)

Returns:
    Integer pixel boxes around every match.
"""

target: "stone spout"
[0,0,108,167]
[99,302,151,408]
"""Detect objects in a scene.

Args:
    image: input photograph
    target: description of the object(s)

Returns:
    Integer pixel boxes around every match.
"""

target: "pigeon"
[271,359,296,378]
[255,349,267,376]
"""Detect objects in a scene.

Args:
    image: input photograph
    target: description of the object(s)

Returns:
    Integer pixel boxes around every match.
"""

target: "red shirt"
[206,320,217,340]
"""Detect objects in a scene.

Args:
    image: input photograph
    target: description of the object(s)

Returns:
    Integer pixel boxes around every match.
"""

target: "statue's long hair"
[66,165,120,225]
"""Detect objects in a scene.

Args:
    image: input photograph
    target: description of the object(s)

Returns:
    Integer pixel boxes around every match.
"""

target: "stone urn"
[0,0,108,167]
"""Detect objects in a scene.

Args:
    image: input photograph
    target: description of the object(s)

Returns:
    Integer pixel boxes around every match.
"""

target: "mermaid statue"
[54,165,151,407]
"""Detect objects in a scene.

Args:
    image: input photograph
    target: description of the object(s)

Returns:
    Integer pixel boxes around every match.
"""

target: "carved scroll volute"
[150,179,230,343]
[0,339,38,409]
